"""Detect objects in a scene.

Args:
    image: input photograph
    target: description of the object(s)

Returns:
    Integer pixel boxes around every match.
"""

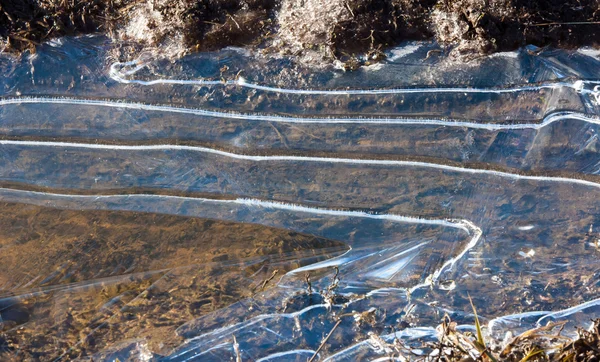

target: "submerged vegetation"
[0,0,599,63]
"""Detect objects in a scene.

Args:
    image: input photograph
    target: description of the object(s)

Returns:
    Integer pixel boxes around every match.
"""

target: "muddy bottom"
[0,201,346,360]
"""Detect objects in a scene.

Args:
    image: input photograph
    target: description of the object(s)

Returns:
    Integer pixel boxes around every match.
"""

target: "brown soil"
[0,201,345,360]
[329,0,435,62]
[432,0,600,57]
[0,0,126,51]
[1,0,598,63]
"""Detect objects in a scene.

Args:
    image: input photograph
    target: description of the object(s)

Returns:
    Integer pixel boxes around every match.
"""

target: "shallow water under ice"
[1,37,600,361]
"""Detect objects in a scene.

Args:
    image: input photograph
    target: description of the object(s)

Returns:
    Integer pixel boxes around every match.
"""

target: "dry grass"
[426,316,600,361]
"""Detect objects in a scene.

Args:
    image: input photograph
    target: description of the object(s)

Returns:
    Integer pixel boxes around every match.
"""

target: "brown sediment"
[1,0,599,64]
[0,201,346,360]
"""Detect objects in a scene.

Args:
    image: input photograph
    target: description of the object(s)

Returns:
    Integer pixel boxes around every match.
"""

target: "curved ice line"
[367,242,432,280]
[322,327,437,361]
[488,298,600,338]
[287,248,390,276]
[239,198,470,233]
[172,304,336,358]
[3,139,600,191]
[180,342,230,359]
[109,60,596,96]
[410,219,481,292]
[255,349,317,361]
[365,287,409,297]
[1,96,600,130]
[536,296,600,327]
[0,188,466,231]
[0,187,480,290]
[487,310,549,334]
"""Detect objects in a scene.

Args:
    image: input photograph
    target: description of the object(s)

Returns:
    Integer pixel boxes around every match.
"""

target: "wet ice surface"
[1,36,600,361]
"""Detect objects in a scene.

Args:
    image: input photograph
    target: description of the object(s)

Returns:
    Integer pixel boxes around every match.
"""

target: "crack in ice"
[1,96,600,130]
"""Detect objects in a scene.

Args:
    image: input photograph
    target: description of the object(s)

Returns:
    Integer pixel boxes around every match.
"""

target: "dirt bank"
[1,0,599,64]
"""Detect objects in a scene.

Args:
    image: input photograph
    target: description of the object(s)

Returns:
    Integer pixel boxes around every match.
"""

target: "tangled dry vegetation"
[0,0,598,63]
[426,316,600,362]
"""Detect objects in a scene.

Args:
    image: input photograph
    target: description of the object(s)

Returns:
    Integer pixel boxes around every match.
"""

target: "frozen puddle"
[0,37,600,360]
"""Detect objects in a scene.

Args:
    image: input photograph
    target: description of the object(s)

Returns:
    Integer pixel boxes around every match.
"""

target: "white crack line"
[2,139,600,190]
[109,59,598,97]
[1,96,599,130]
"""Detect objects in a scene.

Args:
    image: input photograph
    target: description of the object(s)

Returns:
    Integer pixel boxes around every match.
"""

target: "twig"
[308,319,342,362]
[233,335,242,362]
[326,266,340,293]
[344,2,355,17]
[259,269,279,291]
[305,272,312,294]
[434,315,450,362]
[227,14,241,30]
[267,122,289,149]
